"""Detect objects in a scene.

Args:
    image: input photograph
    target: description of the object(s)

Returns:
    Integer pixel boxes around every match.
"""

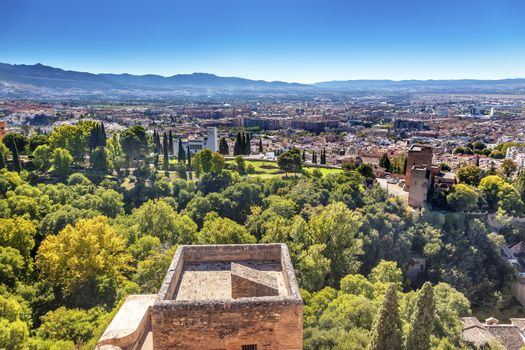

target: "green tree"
[0,144,6,170]
[234,132,242,156]
[277,148,302,176]
[177,139,186,163]
[0,246,25,287]
[479,175,524,214]
[51,148,73,178]
[234,155,246,175]
[11,141,21,173]
[0,294,30,350]
[500,159,517,178]
[36,216,131,297]
[48,124,91,165]
[90,146,109,172]
[357,163,375,180]
[168,130,174,155]
[131,199,197,244]
[457,165,482,186]
[2,132,28,155]
[162,132,169,171]
[36,306,106,345]
[297,244,331,292]
[244,133,251,155]
[319,293,375,331]
[368,260,403,288]
[405,282,435,350]
[134,245,178,292]
[446,184,480,212]
[0,217,36,262]
[308,202,364,284]
[211,152,225,174]
[120,126,148,163]
[259,138,263,153]
[195,212,256,244]
[219,137,229,155]
[32,144,52,171]
[515,171,525,203]
[368,284,403,350]
[391,153,407,174]
[379,153,391,171]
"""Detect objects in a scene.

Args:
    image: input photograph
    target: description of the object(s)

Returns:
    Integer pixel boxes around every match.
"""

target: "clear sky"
[1,0,524,83]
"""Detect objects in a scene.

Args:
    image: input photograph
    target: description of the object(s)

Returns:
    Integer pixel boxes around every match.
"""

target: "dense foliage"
[0,122,519,349]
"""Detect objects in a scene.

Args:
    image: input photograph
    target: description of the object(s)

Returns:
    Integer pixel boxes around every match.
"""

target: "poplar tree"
[162,133,169,171]
[405,282,435,350]
[178,139,186,163]
[368,283,403,350]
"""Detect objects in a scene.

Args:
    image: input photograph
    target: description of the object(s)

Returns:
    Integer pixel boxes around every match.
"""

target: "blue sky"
[1,0,524,83]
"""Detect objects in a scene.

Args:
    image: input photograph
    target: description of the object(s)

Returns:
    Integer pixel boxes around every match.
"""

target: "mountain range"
[1,62,525,98]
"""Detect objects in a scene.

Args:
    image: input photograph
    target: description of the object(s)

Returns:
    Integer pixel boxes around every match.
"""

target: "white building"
[173,127,218,155]
[506,146,525,169]
[434,106,449,116]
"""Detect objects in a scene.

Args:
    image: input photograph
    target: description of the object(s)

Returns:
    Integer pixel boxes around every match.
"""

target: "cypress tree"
[88,124,98,150]
[312,150,316,164]
[162,133,169,171]
[0,152,5,169]
[259,139,263,153]
[155,131,161,152]
[152,131,157,153]
[99,123,107,147]
[187,145,191,167]
[368,284,403,350]
[12,142,21,173]
[178,139,186,163]
[219,137,229,155]
[154,152,159,168]
[168,130,174,155]
[380,153,391,171]
[234,132,242,156]
[302,150,306,162]
[245,133,251,155]
[405,282,435,350]
[240,133,246,155]
[320,148,326,164]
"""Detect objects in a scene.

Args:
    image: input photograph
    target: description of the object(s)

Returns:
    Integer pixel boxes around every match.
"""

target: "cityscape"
[1,0,525,349]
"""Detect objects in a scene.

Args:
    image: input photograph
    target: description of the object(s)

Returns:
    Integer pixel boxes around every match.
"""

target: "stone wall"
[231,273,279,299]
[406,146,433,188]
[152,299,303,350]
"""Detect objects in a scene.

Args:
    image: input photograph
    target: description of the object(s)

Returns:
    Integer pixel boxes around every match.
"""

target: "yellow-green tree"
[36,216,131,296]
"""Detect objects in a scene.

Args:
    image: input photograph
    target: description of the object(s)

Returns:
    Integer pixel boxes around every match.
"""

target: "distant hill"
[0,62,310,92]
[314,78,525,90]
[1,62,524,98]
